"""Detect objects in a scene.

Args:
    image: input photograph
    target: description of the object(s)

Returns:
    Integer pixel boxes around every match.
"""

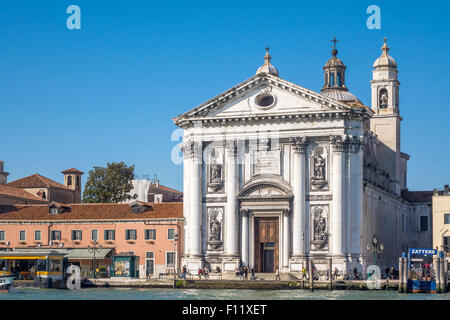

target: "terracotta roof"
[7,174,70,190]
[0,185,48,203]
[149,184,183,195]
[61,168,84,174]
[401,189,433,203]
[0,202,183,221]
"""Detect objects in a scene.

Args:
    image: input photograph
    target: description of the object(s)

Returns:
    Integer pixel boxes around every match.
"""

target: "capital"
[240,208,250,217]
[330,135,348,152]
[289,136,308,153]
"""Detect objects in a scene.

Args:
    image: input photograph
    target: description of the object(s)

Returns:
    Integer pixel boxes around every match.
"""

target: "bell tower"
[371,38,400,115]
[62,168,84,203]
[370,38,402,195]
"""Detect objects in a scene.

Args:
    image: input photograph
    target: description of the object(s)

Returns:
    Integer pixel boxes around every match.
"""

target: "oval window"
[254,93,275,108]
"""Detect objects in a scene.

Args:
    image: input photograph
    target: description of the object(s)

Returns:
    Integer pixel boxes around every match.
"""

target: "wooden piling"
[309,259,313,291]
[328,258,332,290]
[398,257,403,293]
[439,257,446,293]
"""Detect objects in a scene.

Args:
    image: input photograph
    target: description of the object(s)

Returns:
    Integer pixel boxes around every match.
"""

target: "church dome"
[321,89,362,104]
[256,48,279,77]
[320,37,363,105]
[373,41,397,68]
[324,49,345,67]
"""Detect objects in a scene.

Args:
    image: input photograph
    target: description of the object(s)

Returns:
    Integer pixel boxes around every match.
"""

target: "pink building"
[0,201,183,278]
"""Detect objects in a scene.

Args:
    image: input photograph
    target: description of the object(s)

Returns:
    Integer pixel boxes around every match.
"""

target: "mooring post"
[439,251,446,293]
[328,258,332,290]
[435,255,441,293]
[398,256,404,293]
[309,259,313,291]
[402,254,408,293]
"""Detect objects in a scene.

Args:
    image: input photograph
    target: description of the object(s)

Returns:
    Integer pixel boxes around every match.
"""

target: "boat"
[0,275,14,293]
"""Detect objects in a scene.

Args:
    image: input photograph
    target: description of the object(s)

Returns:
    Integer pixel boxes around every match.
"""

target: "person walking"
[239,266,244,280]
[244,266,248,280]
[384,265,390,279]
[275,266,281,281]
[250,267,256,280]
[301,267,308,280]
[180,265,187,279]
[390,266,395,280]
[333,267,339,280]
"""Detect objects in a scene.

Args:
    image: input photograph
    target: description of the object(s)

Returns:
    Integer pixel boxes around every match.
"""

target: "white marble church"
[174,39,432,276]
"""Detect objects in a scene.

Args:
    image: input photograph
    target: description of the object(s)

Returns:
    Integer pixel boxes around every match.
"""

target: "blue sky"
[0,0,448,192]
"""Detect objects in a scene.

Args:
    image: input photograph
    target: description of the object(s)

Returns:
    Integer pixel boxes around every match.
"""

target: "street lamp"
[88,241,102,279]
[173,233,178,289]
[366,235,384,265]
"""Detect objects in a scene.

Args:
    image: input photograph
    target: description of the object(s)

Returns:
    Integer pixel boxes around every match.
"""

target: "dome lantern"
[256,47,279,77]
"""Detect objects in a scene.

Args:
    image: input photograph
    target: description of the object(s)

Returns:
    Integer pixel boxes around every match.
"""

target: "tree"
[82,162,136,203]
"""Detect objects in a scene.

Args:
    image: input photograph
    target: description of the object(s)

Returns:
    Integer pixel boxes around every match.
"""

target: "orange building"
[0,201,183,278]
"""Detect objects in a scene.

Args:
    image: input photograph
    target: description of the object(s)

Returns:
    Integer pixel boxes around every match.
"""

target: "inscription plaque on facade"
[253,149,281,175]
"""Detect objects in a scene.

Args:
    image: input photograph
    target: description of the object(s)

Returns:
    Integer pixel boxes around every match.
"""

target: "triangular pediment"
[173,74,368,127]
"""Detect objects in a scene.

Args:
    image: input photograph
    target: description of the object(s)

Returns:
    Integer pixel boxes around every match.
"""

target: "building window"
[146,252,154,259]
[71,230,82,241]
[92,230,98,241]
[19,230,26,241]
[51,230,61,241]
[330,73,335,87]
[168,229,175,240]
[420,216,428,232]
[444,236,450,253]
[0,231,5,241]
[49,207,58,215]
[67,175,72,186]
[145,229,156,240]
[76,176,80,188]
[104,230,115,241]
[166,251,175,267]
[125,229,137,240]
[444,214,450,224]
[35,230,41,241]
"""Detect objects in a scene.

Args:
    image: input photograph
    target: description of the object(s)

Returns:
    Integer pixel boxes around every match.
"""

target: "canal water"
[1,287,450,300]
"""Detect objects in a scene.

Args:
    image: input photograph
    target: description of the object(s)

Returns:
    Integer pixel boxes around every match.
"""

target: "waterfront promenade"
[78,276,400,291]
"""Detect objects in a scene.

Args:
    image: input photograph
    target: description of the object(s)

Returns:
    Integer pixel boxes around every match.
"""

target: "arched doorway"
[238,174,293,272]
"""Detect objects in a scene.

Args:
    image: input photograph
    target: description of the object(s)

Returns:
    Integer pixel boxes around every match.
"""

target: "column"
[182,142,191,256]
[331,136,345,256]
[190,141,203,256]
[282,209,290,268]
[241,209,249,266]
[350,137,363,256]
[225,141,238,256]
[249,214,255,268]
[289,137,307,257]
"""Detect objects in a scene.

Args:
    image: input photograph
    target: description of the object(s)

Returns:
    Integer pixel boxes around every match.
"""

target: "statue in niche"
[311,146,327,190]
[210,160,222,183]
[208,210,222,250]
[380,90,388,108]
[208,151,223,192]
[312,209,328,249]
[313,154,326,180]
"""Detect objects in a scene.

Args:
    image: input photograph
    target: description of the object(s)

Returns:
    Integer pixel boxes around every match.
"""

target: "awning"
[11,248,114,260]
[65,248,113,260]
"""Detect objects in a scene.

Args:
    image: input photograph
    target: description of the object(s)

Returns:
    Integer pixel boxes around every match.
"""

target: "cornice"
[174,74,373,128]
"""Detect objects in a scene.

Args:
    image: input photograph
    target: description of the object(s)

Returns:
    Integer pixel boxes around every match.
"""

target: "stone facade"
[174,42,433,276]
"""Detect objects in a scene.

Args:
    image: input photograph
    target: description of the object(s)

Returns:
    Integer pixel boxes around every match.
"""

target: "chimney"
[0,161,9,184]
[156,179,159,188]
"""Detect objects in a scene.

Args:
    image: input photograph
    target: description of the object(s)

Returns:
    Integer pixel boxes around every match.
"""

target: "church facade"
[174,41,432,275]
